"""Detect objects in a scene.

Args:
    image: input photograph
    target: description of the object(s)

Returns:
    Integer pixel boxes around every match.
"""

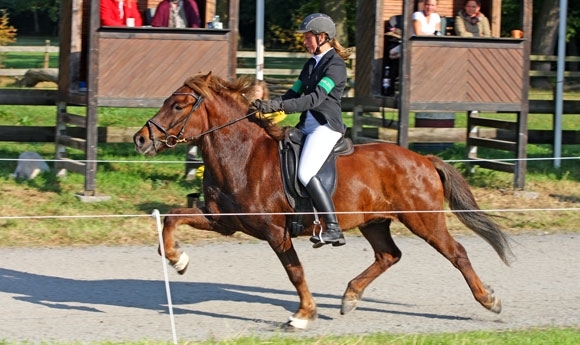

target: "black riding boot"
[306,176,346,247]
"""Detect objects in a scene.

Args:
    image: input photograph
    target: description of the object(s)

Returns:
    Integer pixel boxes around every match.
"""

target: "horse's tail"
[428,155,514,266]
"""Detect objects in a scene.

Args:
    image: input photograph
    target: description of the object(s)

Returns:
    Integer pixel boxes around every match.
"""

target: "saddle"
[278,127,354,237]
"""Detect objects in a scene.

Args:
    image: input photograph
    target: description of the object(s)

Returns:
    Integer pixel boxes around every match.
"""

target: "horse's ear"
[204,71,213,81]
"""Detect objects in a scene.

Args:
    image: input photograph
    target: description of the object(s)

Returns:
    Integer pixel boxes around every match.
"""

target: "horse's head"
[133,72,255,155]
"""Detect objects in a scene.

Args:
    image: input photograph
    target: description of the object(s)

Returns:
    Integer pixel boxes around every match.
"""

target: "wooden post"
[44,40,50,68]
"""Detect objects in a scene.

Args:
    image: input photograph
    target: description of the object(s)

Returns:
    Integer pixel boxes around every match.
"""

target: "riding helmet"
[296,13,336,40]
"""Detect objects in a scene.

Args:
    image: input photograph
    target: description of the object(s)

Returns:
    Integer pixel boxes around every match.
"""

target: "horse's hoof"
[341,296,359,315]
[483,285,501,313]
[172,252,190,275]
[285,315,310,330]
[489,296,502,314]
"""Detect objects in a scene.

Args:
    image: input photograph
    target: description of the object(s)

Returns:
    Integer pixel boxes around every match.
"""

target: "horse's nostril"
[134,134,145,147]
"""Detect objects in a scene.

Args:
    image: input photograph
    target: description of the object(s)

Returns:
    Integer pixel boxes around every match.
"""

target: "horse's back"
[340,141,439,177]
[335,141,445,213]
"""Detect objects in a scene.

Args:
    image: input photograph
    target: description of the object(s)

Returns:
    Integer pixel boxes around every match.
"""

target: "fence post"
[44,40,50,68]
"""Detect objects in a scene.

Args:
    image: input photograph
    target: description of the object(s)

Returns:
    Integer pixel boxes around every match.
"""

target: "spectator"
[455,0,491,37]
[412,0,441,36]
[151,0,201,28]
[249,79,270,101]
[100,0,143,27]
[249,79,288,123]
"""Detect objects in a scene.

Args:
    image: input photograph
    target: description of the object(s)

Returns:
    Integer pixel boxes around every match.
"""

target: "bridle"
[146,91,204,148]
[146,90,258,148]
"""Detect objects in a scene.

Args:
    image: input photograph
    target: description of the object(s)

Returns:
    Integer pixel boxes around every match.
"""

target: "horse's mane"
[184,72,251,100]
[184,72,286,141]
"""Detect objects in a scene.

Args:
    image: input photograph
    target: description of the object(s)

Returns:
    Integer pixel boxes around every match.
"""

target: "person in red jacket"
[151,0,201,28]
[100,0,143,27]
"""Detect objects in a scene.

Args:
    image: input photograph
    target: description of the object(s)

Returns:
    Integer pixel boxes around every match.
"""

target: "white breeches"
[298,113,342,186]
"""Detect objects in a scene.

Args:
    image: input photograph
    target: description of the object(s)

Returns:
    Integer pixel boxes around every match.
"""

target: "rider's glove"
[252,99,284,114]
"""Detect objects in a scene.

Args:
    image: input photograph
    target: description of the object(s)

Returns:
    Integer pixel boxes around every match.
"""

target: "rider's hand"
[252,99,284,114]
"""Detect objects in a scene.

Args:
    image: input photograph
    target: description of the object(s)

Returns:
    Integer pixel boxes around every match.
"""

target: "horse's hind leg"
[341,220,401,315]
[403,213,502,313]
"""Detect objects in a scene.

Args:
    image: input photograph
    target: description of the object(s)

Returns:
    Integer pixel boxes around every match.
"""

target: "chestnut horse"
[133,72,513,329]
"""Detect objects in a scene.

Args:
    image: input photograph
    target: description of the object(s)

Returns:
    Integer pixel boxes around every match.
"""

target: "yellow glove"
[258,110,287,124]
[265,110,287,123]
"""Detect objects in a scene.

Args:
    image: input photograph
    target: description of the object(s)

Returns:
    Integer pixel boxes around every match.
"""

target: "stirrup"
[311,228,346,248]
[309,219,323,245]
[315,224,346,248]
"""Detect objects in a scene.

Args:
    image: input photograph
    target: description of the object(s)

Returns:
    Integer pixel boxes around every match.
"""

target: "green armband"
[318,77,335,94]
[290,80,303,94]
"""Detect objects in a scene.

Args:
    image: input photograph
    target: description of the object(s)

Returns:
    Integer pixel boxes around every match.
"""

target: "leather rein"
[146,90,258,148]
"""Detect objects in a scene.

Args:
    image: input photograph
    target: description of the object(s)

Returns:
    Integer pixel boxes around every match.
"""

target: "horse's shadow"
[0,267,470,323]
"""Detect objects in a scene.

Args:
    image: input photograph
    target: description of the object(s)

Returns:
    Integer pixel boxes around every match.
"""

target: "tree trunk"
[530,0,560,89]
[18,68,59,87]
[322,1,347,44]
[33,8,40,33]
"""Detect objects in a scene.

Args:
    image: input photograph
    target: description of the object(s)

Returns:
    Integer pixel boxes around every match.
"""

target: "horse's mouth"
[135,141,163,156]
[137,145,157,156]
[134,131,161,156]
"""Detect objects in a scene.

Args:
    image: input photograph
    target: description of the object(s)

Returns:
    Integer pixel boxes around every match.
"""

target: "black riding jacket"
[278,48,347,134]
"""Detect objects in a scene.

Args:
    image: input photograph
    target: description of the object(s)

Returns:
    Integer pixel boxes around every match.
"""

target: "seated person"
[455,0,491,37]
[151,0,201,28]
[100,0,143,27]
[412,0,441,36]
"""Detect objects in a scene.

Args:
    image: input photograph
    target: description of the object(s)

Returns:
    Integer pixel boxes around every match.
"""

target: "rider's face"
[303,32,321,55]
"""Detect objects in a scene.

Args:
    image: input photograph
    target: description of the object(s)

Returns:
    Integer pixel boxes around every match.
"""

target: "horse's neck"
[199,121,276,184]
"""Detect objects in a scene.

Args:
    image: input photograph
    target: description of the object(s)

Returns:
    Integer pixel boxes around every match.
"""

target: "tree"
[0,9,17,67]
[238,0,356,51]
[530,0,560,89]
[322,1,347,44]
[0,0,59,35]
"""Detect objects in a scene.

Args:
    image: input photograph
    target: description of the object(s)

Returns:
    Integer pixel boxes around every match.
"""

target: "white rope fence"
[1,207,580,221]
[1,155,579,220]
[1,156,579,164]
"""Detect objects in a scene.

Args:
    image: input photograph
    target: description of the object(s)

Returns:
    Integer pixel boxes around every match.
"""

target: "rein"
[147,90,258,148]
[194,109,258,139]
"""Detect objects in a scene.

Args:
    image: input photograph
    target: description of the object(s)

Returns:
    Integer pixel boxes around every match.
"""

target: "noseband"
[146,89,258,149]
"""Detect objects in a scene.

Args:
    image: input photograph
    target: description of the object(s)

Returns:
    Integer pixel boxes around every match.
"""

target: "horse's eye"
[174,104,184,111]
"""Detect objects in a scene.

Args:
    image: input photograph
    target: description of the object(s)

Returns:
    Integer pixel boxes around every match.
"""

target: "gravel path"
[0,233,578,343]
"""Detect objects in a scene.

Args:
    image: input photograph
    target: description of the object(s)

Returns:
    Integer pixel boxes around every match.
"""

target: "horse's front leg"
[268,233,317,330]
[159,207,216,274]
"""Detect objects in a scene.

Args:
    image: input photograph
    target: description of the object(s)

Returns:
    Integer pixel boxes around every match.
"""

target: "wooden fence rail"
[529,54,580,77]
[1,124,579,145]
[0,47,355,78]
[1,97,579,144]
[1,46,575,77]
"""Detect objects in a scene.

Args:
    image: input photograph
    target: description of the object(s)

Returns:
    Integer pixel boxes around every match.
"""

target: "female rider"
[252,13,351,247]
